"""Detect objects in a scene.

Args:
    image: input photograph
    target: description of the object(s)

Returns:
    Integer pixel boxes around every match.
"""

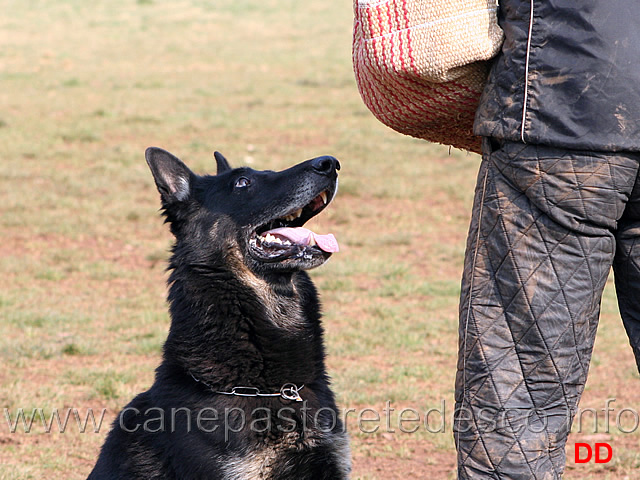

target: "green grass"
[0,1,638,479]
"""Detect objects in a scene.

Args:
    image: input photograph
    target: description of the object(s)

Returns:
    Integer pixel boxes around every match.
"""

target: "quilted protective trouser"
[454,140,640,479]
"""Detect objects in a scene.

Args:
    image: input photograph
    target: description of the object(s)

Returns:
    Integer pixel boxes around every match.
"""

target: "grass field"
[1,1,639,479]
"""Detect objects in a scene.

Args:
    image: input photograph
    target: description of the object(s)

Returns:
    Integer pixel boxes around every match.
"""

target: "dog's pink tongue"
[268,227,339,253]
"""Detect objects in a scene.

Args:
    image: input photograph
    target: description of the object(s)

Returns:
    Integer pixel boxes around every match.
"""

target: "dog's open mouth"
[249,190,338,264]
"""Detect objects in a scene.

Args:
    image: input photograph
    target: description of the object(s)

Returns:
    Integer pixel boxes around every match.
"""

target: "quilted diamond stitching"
[456,147,640,479]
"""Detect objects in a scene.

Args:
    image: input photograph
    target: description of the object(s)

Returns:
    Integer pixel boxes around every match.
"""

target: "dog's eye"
[235,177,251,188]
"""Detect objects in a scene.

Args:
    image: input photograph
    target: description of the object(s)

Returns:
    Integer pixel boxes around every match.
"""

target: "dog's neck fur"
[156,249,327,395]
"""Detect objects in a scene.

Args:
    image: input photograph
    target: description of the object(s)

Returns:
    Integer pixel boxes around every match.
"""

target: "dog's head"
[145,147,340,274]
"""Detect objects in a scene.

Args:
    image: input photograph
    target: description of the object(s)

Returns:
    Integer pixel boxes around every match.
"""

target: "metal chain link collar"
[189,372,304,402]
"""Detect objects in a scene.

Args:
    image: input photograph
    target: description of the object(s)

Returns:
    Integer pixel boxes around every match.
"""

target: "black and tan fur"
[88,148,350,479]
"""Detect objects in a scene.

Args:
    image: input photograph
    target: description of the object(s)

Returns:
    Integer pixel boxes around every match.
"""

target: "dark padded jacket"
[474,0,640,152]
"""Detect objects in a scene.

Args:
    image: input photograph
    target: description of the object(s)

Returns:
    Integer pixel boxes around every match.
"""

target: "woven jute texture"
[353,0,503,153]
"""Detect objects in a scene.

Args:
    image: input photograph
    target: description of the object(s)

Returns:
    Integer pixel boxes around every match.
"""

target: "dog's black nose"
[311,156,340,174]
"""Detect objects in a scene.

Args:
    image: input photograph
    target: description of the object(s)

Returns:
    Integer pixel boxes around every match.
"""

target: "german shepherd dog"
[88,148,350,479]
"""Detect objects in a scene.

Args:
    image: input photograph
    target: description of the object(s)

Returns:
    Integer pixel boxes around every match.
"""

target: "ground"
[0,1,639,479]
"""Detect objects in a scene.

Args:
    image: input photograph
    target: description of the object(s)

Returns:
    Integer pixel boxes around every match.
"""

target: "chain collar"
[189,372,304,402]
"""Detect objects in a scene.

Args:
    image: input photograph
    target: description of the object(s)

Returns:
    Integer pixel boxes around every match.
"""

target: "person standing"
[454,1,640,478]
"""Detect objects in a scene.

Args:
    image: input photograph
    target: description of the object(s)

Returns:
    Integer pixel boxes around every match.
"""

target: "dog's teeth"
[262,233,287,246]
[320,192,328,205]
[282,209,303,223]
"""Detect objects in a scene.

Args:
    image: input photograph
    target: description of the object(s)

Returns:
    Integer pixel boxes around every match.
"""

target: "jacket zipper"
[521,0,535,143]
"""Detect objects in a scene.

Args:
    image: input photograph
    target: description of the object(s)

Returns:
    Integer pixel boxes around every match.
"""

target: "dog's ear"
[145,147,195,206]
[214,151,232,175]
